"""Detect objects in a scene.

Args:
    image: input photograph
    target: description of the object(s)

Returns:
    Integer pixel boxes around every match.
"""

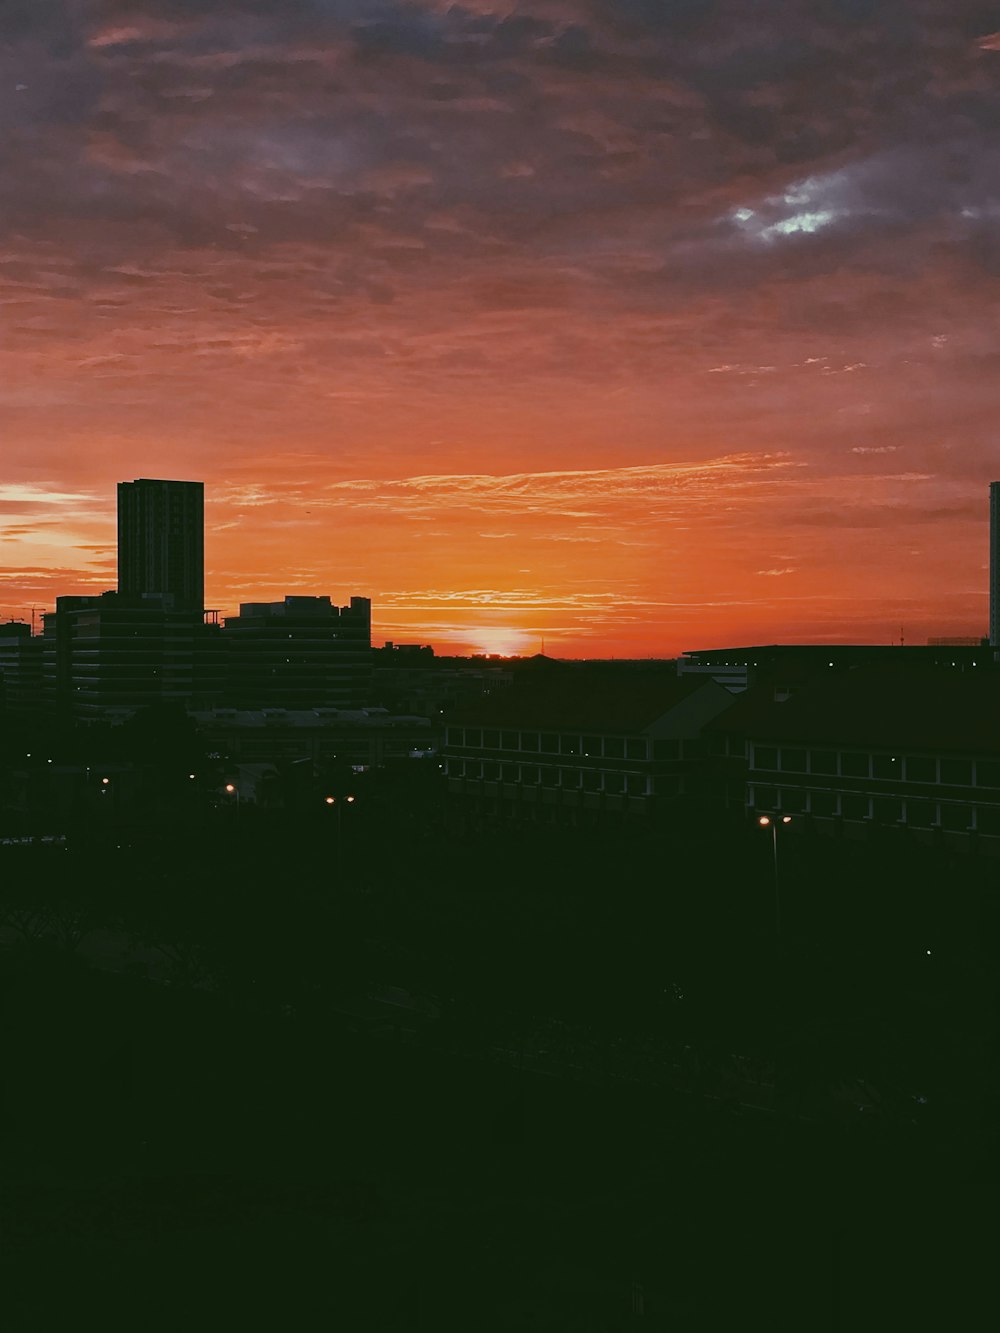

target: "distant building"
[442,671,736,828]
[0,621,44,713]
[927,637,984,647]
[118,477,204,610]
[679,642,988,694]
[221,595,372,710]
[710,666,1000,856]
[991,481,1000,651]
[42,592,223,721]
[189,706,436,772]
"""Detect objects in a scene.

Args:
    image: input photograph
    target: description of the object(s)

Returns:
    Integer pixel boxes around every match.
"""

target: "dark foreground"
[1,941,993,1331]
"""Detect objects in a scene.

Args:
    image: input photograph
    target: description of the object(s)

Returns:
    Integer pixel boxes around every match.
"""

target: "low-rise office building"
[712,667,1000,855]
[442,673,737,827]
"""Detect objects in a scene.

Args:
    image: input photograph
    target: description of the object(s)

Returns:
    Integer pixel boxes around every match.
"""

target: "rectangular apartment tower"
[118,478,204,610]
[992,482,1000,650]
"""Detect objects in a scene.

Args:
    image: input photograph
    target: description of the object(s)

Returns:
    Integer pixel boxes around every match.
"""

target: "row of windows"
[447,759,660,795]
[750,745,999,787]
[750,785,1000,834]
[446,727,653,758]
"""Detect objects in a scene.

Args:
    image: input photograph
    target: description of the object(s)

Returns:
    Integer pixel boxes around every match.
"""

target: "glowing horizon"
[1,3,996,655]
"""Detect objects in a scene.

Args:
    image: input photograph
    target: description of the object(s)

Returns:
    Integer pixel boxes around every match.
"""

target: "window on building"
[976,761,1000,788]
[501,763,519,782]
[465,728,482,747]
[521,765,540,785]
[905,800,935,828]
[872,754,901,780]
[841,794,870,821]
[780,748,806,772]
[560,734,580,755]
[654,738,680,761]
[483,729,499,749]
[604,737,625,759]
[582,769,602,792]
[873,798,903,825]
[625,738,648,760]
[625,773,648,796]
[560,768,581,789]
[841,752,869,778]
[751,785,777,810]
[604,771,626,794]
[940,758,972,786]
[904,756,936,783]
[753,745,778,771]
[501,730,519,750]
[940,803,972,831]
[540,733,559,754]
[582,735,602,757]
[810,750,837,775]
[779,788,807,814]
[521,731,539,752]
[464,760,483,780]
[976,806,1000,836]
[809,792,838,817]
[541,766,559,787]
[483,761,501,781]
[447,727,464,746]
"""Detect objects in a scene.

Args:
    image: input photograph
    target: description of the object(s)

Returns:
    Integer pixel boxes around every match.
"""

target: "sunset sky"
[2,1,999,656]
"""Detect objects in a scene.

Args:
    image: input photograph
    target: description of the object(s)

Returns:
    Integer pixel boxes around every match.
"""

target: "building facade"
[118,477,205,610]
[442,674,736,827]
[711,666,1000,856]
[43,593,223,720]
[221,595,372,709]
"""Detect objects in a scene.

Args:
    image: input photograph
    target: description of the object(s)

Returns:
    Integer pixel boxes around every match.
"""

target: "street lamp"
[224,782,241,819]
[324,794,356,874]
[758,814,792,939]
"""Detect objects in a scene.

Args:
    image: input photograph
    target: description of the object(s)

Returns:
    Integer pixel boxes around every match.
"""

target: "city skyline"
[3,3,1000,655]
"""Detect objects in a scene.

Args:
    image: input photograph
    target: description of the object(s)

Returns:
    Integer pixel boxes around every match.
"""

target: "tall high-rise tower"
[117,478,204,610]
[991,481,1000,650]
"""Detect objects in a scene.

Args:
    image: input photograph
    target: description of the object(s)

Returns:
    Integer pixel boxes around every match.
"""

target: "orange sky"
[2,2,998,655]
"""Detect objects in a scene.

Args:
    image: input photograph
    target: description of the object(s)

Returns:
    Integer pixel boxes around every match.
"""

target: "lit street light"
[324,794,356,874]
[224,782,241,819]
[758,814,792,940]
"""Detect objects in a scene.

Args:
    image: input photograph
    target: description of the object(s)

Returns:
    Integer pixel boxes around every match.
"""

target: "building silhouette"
[118,478,204,610]
[43,592,223,721]
[221,595,372,709]
[991,481,1000,651]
